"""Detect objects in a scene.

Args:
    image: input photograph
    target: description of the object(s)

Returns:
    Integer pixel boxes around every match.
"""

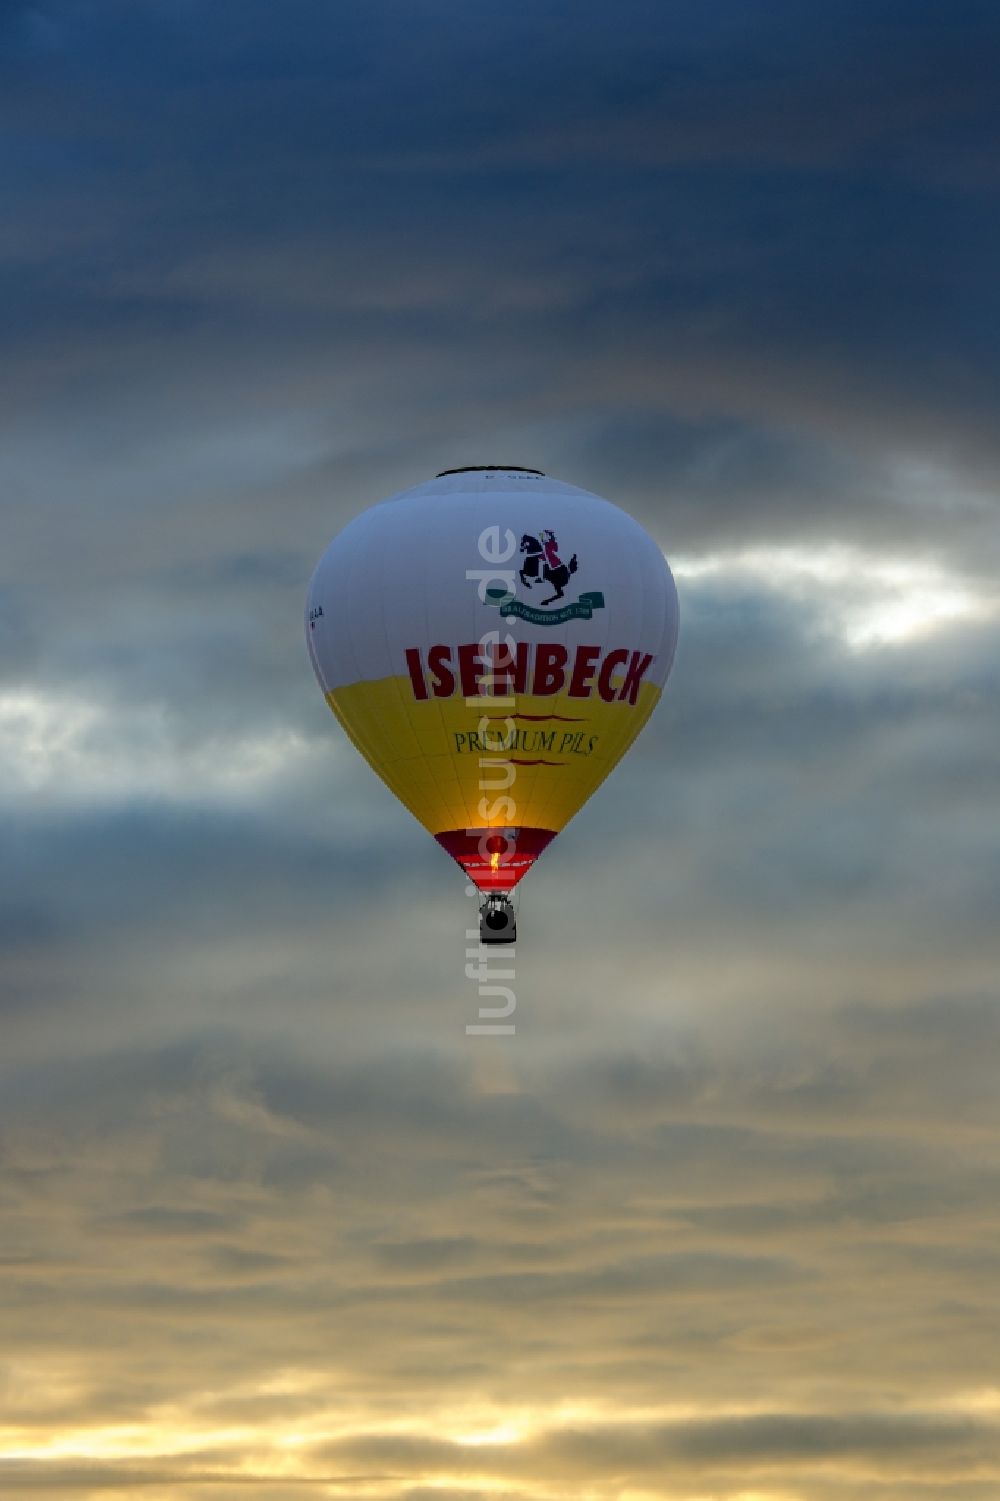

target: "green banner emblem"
[486,588,605,625]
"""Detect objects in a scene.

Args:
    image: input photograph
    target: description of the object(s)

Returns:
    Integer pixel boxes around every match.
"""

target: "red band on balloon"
[435,827,557,891]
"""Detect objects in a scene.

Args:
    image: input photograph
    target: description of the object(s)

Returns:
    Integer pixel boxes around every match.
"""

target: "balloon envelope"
[306,468,678,891]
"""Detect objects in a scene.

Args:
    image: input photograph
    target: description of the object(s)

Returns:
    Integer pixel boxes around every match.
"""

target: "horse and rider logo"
[486,530,605,625]
[519,530,578,605]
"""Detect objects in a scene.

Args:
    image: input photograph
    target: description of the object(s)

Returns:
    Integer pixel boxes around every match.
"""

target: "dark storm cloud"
[4,0,999,766]
[4,0,999,500]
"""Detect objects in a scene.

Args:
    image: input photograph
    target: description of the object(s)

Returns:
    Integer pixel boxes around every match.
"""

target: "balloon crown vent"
[436,465,545,477]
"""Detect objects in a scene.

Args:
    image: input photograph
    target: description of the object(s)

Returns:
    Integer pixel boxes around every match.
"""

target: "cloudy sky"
[3,2,1000,1497]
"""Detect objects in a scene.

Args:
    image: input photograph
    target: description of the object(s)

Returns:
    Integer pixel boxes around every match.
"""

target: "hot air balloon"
[306,467,679,941]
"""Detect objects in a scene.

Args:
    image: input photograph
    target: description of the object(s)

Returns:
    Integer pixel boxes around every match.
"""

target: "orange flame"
[490,850,500,872]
